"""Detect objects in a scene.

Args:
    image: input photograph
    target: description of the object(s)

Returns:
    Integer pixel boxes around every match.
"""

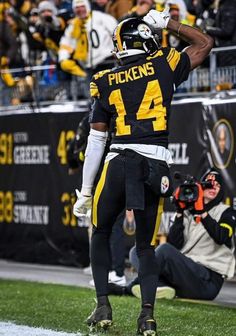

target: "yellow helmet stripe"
[116,21,124,51]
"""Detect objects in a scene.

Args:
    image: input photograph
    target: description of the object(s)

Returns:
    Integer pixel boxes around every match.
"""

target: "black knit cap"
[200,167,224,209]
[201,168,223,186]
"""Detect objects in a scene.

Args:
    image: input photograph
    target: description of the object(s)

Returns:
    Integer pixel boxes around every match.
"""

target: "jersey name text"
[108,62,155,85]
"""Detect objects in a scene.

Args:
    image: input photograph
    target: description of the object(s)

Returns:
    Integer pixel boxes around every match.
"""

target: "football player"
[73,6,213,336]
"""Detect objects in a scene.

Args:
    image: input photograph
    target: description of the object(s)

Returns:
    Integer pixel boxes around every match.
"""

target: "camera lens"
[183,188,193,200]
[44,15,53,23]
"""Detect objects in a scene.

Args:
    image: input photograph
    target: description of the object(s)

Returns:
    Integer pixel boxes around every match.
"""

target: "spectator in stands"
[58,0,117,99]
[108,169,236,302]
[189,0,217,33]
[166,0,188,22]
[162,3,189,51]
[0,3,22,88]
[54,0,73,22]
[205,0,236,66]
[105,0,135,20]
[121,0,158,21]
[91,0,109,12]
[72,6,213,335]
[33,1,66,62]
[120,0,188,24]
[8,0,32,17]
[27,8,41,51]
[4,5,40,65]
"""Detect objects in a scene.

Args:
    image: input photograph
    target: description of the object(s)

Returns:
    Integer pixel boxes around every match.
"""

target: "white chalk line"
[0,321,83,336]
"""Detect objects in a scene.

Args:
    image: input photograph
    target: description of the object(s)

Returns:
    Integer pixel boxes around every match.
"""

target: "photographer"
[32,1,66,62]
[109,168,236,301]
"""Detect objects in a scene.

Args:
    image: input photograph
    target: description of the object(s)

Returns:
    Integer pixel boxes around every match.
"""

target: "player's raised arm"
[143,6,214,70]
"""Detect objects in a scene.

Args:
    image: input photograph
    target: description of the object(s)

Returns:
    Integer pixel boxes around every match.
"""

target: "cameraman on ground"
[109,168,236,301]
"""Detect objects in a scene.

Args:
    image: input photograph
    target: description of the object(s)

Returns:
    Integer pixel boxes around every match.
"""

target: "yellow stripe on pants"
[92,161,109,226]
[151,197,164,246]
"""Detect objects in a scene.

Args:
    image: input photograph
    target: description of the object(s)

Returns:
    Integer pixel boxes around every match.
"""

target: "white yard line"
[0,322,82,336]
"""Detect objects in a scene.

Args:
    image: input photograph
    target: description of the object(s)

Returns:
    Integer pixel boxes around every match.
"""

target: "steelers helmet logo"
[138,23,152,39]
[161,176,170,194]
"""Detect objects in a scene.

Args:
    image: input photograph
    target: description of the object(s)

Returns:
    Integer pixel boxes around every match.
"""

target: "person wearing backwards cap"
[109,168,236,303]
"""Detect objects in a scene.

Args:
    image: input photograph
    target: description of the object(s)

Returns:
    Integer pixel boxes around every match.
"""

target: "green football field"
[0,279,235,336]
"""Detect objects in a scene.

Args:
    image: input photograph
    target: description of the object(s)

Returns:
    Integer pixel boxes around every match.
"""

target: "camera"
[44,15,53,23]
[174,172,213,205]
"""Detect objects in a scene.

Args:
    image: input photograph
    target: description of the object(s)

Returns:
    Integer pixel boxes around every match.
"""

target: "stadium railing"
[177,45,236,94]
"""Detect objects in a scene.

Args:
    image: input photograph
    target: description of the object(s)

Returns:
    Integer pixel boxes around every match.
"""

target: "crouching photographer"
[166,168,236,299]
[108,168,236,301]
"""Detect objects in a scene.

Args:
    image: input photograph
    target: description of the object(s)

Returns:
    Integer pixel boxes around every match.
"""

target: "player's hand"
[193,183,205,214]
[143,6,170,29]
[73,189,92,218]
[173,187,186,213]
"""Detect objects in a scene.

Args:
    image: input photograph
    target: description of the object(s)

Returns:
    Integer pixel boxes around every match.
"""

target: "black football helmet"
[112,17,161,59]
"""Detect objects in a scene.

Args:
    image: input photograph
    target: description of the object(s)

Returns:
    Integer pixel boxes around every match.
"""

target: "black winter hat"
[200,168,225,209]
[201,168,223,186]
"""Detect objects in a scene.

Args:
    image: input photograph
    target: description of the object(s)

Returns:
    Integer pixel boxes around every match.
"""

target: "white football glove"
[143,6,170,29]
[73,189,92,218]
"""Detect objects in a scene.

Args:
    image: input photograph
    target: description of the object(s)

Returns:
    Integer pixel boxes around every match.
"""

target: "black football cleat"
[87,303,112,331]
[137,314,157,336]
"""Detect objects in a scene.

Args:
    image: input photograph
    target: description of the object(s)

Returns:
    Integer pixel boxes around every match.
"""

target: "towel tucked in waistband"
[111,149,147,210]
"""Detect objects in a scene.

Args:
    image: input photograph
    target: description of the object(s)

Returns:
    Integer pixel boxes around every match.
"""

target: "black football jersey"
[89,47,190,147]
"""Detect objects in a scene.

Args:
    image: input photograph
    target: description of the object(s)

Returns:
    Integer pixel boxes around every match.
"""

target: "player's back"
[90,47,190,147]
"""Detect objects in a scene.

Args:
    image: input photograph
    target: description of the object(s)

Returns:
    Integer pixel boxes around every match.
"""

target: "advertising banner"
[0,96,236,265]
[0,111,90,266]
[202,98,236,202]
[162,98,236,232]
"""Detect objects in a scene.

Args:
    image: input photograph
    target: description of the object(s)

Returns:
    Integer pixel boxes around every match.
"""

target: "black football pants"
[90,154,164,307]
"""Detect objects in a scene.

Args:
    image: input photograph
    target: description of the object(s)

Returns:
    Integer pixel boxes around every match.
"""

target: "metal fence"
[178,45,236,93]
[1,46,236,108]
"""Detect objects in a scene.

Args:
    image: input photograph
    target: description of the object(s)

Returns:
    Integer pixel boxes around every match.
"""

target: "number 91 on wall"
[0,133,13,165]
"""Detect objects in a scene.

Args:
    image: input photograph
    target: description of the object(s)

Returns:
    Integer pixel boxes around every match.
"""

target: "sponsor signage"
[0,96,236,264]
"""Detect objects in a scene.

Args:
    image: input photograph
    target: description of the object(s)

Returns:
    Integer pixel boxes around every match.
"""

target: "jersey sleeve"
[165,48,191,88]
[174,52,191,87]
[89,79,111,125]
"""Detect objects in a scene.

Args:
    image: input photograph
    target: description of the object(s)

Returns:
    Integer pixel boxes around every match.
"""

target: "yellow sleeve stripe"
[90,81,100,98]
[93,69,111,80]
[147,50,163,60]
[167,48,180,71]
[220,223,233,237]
